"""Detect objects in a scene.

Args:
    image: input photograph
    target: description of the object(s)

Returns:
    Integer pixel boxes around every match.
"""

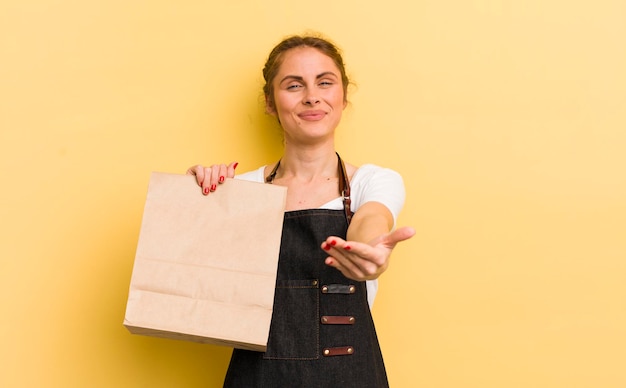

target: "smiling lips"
[298,110,326,121]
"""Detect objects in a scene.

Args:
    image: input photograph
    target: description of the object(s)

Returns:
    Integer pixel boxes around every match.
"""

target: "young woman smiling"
[187,34,415,387]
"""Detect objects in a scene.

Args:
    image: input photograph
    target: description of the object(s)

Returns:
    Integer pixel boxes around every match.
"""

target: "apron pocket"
[263,279,319,360]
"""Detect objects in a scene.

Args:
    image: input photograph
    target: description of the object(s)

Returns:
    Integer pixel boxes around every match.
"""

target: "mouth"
[298,110,327,121]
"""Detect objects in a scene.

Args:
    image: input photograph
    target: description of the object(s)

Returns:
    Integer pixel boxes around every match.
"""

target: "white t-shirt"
[235,164,406,308]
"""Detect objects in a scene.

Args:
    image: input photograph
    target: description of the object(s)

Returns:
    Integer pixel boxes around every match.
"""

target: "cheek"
[272,99,294,124]
[329,89,346,106]
[274,93,297,113]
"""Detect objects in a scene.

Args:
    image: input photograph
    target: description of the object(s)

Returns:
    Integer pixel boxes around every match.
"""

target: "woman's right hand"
[186,162,238,195]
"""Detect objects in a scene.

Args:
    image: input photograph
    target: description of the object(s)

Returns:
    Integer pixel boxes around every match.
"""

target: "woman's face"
[267,46,347,144]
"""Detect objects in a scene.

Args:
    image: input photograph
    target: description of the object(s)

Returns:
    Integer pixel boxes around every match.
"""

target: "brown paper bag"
[124,172,286,351]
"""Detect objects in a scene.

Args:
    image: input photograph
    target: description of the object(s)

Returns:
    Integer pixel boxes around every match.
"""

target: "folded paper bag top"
[124,172,287,351]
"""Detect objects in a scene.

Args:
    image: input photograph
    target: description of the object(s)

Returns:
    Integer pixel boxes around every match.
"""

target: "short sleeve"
[234,166,266,183]
[350,164,406,224]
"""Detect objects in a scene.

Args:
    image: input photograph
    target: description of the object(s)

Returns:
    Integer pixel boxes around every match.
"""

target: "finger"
[201,166,213,195]
[321,238,356,259]
[325,255,366,280]
[217,164,228,185]
[381,226,416,247]
[186,165,206,187]
[227,161,239,178]
[208,165,224,192]
[323,238,368,260]
[322,239,373,278]
[321,237,345,250]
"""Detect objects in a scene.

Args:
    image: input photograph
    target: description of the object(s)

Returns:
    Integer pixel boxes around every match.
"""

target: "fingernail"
[323,244,331,251]
[233,162,239,170]
[330,240,336,246]
[203,187,210,195]
[210,184,217,191]
[219,176,224,183]
[344,245,351,251]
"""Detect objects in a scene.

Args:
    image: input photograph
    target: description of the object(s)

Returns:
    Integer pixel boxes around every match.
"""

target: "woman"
[187,34,415,387]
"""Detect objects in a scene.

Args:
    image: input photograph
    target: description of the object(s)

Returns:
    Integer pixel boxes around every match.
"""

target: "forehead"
[276,46,340,77]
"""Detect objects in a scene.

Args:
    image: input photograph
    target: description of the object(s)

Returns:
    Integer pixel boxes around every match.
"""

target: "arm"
[321,201,415,281]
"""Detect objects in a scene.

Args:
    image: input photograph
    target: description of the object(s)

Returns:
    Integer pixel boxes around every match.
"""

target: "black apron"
[223,155,389,387]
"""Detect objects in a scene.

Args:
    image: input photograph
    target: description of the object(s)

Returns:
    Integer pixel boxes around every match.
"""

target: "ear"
[265,95,276,115]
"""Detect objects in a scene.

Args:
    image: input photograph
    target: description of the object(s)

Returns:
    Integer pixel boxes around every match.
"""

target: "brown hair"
[262,34,350,111]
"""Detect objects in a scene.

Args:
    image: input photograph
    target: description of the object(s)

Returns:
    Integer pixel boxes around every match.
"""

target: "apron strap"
[265,160,280,184]
[337,154,353,224]
[265,152,353,224]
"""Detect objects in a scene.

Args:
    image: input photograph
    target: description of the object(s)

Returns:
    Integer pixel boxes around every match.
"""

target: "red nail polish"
[219,176,224,183]
[203,187,210,195]
[330,240,336,246]
[344,245,351,251]
[233,162,239,170]
[323,244,331,251]
[210,184,216,191]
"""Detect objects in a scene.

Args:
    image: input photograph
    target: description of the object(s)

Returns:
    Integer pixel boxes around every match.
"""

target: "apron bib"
[223,155,388,387]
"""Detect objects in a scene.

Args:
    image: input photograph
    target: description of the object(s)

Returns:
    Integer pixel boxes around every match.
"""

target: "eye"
[286,83,303,90]
[319,80,334,87]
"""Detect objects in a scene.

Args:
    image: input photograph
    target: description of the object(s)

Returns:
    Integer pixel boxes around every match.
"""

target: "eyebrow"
[279,71,338,84]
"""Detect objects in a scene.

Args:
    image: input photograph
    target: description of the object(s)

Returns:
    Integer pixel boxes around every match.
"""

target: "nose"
[302,92,320,105]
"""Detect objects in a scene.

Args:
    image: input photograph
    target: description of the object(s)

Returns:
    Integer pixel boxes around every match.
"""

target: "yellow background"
[1,0,625,387]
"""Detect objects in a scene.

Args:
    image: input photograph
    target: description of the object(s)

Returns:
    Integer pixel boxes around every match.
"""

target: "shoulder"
[352,164,404,186]
[234,166,266,183]
[349,163,406,221]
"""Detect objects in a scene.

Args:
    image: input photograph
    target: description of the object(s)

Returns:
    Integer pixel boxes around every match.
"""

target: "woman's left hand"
[321,226,416,281]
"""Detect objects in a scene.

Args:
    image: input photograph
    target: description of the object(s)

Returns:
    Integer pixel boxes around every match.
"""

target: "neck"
[276,145,338,182]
